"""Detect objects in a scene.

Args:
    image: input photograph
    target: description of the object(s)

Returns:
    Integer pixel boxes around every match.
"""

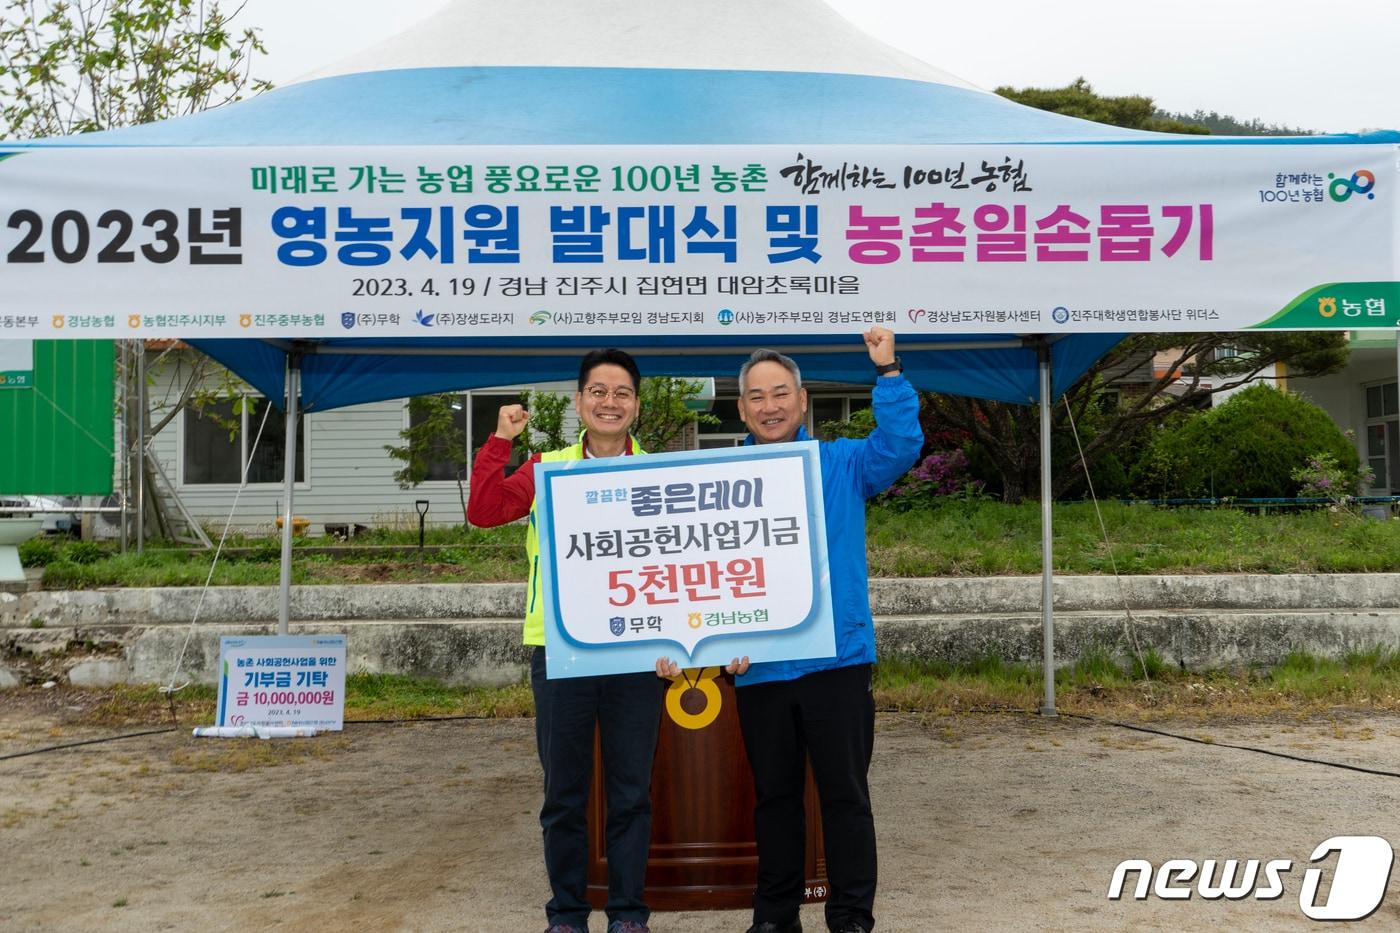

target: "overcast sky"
[240,0,1397,134]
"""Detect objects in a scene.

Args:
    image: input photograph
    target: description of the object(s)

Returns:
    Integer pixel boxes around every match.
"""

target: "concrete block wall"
[4,575,1400,688]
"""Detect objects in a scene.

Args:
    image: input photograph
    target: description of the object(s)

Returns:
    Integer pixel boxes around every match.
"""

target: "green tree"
[995,78,1207,135]
[1,1,270,542]
[383,393,469,519]
[0,0,271,139]
[633,377,719,453]
[928,333,1349,503]
[1154,108,1317,137]
[817,406,875,441]
[518,388,569,454]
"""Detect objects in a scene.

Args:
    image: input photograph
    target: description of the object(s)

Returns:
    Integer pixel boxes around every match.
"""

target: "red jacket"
[465,435,541,527]
[465,433,635,526]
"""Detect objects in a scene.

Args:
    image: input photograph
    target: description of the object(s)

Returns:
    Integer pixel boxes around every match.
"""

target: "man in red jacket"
[468,348,663,933]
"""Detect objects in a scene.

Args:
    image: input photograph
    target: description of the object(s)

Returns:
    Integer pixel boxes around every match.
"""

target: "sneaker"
[607,922,651,933]
[545,925,585,933]
[745,922,803,933]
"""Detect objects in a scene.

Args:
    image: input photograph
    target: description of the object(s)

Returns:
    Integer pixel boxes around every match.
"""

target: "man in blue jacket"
[659,327,922,933]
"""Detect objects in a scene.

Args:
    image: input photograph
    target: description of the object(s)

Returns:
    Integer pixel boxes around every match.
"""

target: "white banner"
[0,144,1395,338]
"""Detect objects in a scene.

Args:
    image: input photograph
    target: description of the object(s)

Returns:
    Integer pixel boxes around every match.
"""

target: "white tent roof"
[297,0,984,91]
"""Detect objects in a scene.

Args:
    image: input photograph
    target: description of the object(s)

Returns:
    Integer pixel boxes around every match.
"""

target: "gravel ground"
[2,704,1399,932]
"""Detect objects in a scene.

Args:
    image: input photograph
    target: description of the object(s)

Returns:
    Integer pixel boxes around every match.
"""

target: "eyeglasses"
[583,384,636,403]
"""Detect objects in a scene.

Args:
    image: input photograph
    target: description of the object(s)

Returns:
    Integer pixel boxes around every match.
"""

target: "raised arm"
[855,327,923,499]
[465,404,539,527]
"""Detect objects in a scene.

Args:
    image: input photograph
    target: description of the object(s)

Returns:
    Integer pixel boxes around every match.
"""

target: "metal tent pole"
[119,341,129,554]
[136,341,146,554]
[277,358,301,637]
[1039,345,1057,717]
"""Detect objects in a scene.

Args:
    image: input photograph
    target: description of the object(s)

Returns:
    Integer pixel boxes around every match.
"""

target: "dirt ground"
[2,699,1400,932]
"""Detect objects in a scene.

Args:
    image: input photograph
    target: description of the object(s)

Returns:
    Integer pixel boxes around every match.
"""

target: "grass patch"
[31,501,1400,589]
[344,672,534,720]
[875,655,1042,712]
[873,646,1400,720]
[74,684,219,727]
[37,525,527,589]
[31,646,1400,738]
[864,500,1400,576]
[68,674,534,729]
[170,735,349,772]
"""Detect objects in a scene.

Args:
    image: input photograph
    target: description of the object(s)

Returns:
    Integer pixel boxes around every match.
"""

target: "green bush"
[246,540,281,563]
[818,406,875,440]
[1129,384,1361,499]
[18,538,57,566]
[1129,646,1169,680]
[41,560,82,587]
[65,541,106,565]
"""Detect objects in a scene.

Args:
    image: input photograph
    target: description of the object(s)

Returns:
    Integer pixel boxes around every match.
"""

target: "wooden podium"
[586,668,827,910]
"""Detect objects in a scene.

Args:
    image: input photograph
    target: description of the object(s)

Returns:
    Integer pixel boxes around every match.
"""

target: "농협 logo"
[1328,170,1376,202]
[1317,296,1338,317]
[1107,835,1394,921]
[717,309,735,326]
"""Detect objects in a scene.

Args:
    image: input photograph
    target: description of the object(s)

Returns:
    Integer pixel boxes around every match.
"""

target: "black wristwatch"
[874,356,902,376]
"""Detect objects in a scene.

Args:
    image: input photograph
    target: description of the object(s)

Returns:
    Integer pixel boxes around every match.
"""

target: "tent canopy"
[7,0,1394,409]
[185,332,1124,412]
[8,0,1392,707]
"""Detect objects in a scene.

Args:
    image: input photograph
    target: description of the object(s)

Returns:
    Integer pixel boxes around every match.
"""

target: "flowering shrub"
[1290,452,1373,504]
[879,449,986,511]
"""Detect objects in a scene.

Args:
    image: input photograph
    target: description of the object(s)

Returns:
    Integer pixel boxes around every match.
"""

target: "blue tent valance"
[187,332,1125,412]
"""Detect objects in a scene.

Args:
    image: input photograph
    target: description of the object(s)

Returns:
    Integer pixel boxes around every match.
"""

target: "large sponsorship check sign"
[0,144,1394,338]
[534,441,836,678]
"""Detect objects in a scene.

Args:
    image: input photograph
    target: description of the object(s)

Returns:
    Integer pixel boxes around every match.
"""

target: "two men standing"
[469,328,920,933]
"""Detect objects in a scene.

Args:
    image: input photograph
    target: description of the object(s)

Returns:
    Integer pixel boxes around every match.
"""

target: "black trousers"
[736,663,877,932]
[530,646,666,930]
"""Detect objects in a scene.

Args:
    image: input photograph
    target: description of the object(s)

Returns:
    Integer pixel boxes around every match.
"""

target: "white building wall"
[143,352,577,533]
[1210,362,1278,406]
[1290,345,1399,495]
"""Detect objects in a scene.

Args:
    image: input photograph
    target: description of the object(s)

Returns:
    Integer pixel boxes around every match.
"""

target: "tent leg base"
[1038,705,1058,718]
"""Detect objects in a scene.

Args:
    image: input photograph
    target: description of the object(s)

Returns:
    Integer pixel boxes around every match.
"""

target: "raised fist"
[863,326,896,366]
[494,404,529,440]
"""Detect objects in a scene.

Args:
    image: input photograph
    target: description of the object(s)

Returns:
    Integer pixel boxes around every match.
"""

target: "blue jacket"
[739,374,922,686]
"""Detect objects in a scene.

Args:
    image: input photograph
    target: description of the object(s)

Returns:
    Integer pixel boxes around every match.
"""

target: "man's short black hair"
[578,348,641,392]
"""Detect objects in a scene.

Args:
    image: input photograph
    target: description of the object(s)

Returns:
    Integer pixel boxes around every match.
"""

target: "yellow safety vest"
[522,431,644,645]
